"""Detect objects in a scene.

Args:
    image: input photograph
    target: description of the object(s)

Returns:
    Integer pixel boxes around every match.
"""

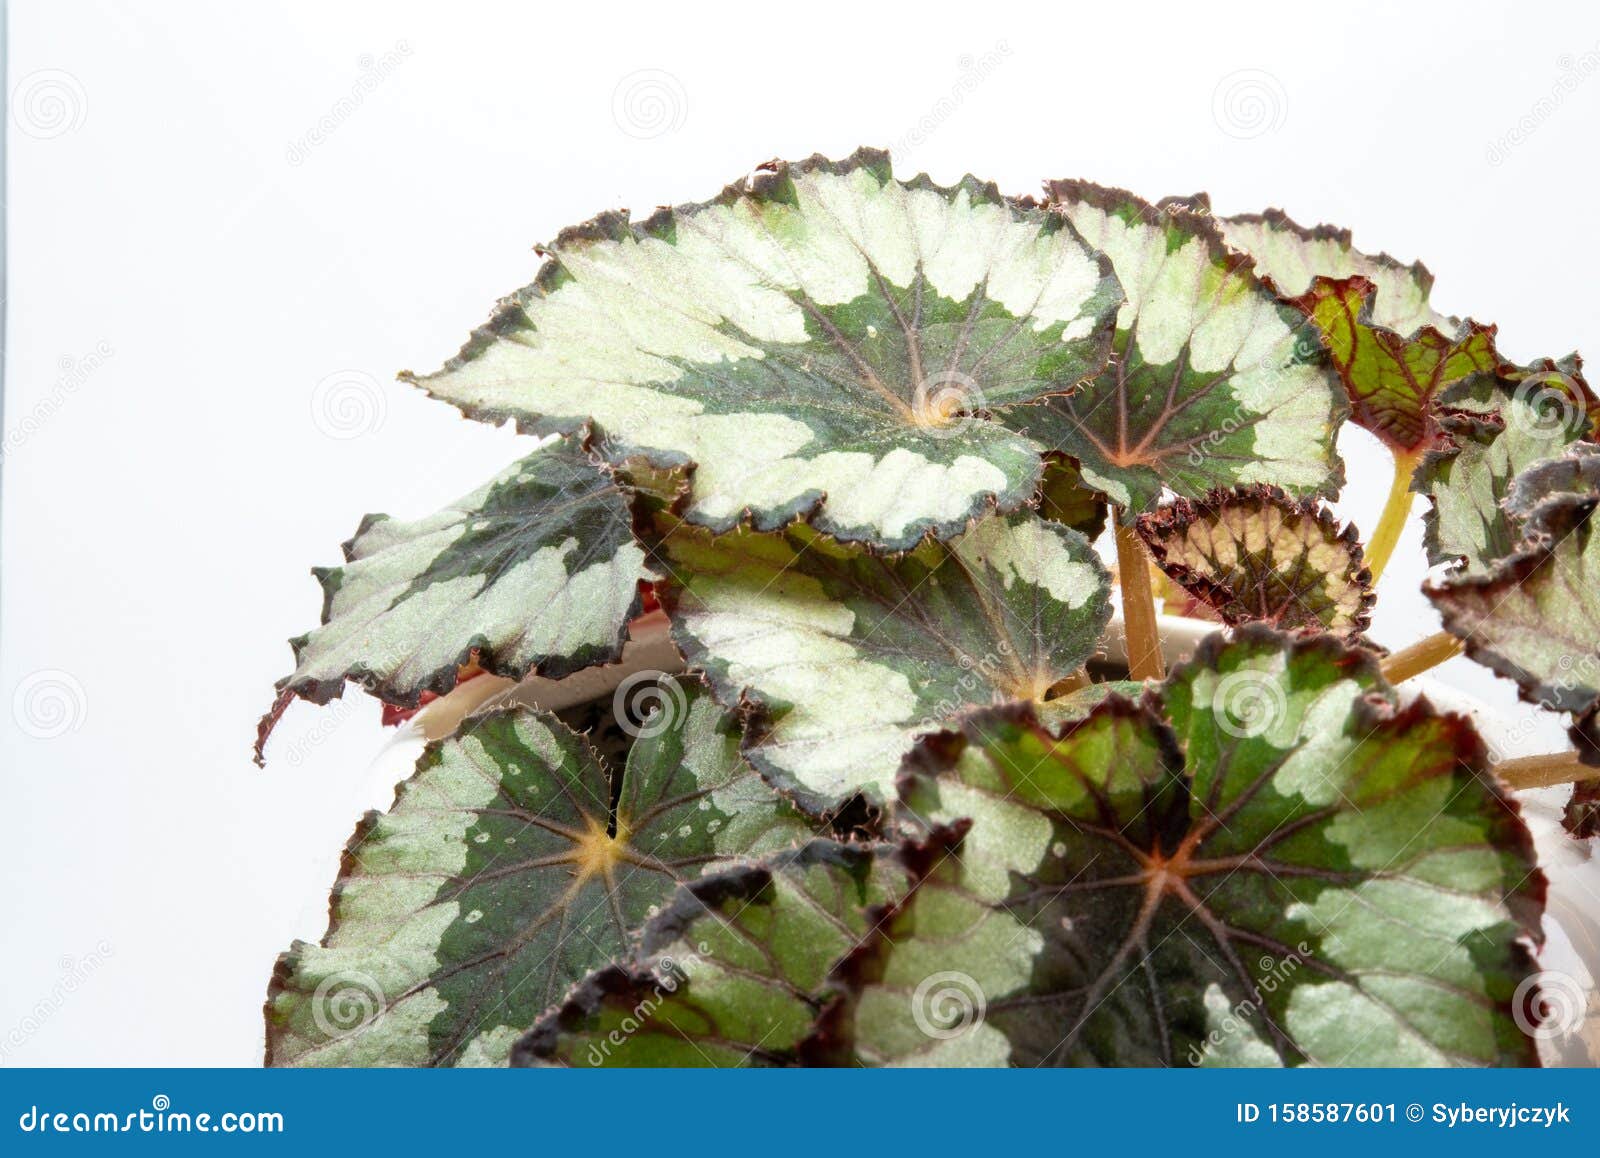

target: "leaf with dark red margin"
[1286,276,1504,455]
[1136,486,1373,638]
[1427,444,1600,764]
[813,629,1544,1067]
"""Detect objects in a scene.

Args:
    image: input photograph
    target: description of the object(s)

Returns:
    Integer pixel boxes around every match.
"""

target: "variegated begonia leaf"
[1036,454,1108,541]
[265,687,814,1067]
[654,509,1112,815]
[1285,277,1503,455]
[1009,183,1344,515]
[1426,443,1600,760]
[1135,485,1373,638]
[514,841,908,1067]
[1420,360,1597,573]
[404,148,1123,550]
[817,629,1543,1067]
[1216,210,1507,456]
[256,438,648,763]
[1217,209,1458,339]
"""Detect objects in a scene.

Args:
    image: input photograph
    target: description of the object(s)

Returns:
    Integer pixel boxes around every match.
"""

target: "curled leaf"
[1036,454,1107,540]
[1012,184,1344,515]
[265,689,814,1067]
[406,148,1123,550]
[1286,276,1503,455]
[1135,485,1373,638]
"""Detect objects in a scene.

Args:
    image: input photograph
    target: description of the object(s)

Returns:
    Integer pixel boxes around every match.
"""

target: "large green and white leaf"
[656,509,1112,814]
[1420,362,1596,573]
[1427,444,1600,757]
[1217,208,1457,339]
[404,148,1123,550]
[1135,485,1373,638]
[265,689,814,1067]
[819,630,1543,1067]
[514,841,907,1067]
[257,439,649,762]
[1010,184,1343,514]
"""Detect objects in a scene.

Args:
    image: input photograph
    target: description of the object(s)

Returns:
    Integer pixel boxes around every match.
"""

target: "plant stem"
[1379,630,1464,684]
[1115,521,1165,682]
[1497,751,1600,791]
[1363,449,1422,583]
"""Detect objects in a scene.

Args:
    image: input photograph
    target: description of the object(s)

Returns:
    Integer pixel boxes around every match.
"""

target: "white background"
[2,0,1596,1065]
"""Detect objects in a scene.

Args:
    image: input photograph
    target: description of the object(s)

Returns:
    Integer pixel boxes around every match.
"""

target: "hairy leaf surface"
[1012,185,1343,515]
[819,630,1543,1067]
[265,689,813,1066]
[258,440,648,761]
[405,148,1123,549]
[514,841,907,1067]
[1136,486,1372,637]
[656,510,1112,814]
